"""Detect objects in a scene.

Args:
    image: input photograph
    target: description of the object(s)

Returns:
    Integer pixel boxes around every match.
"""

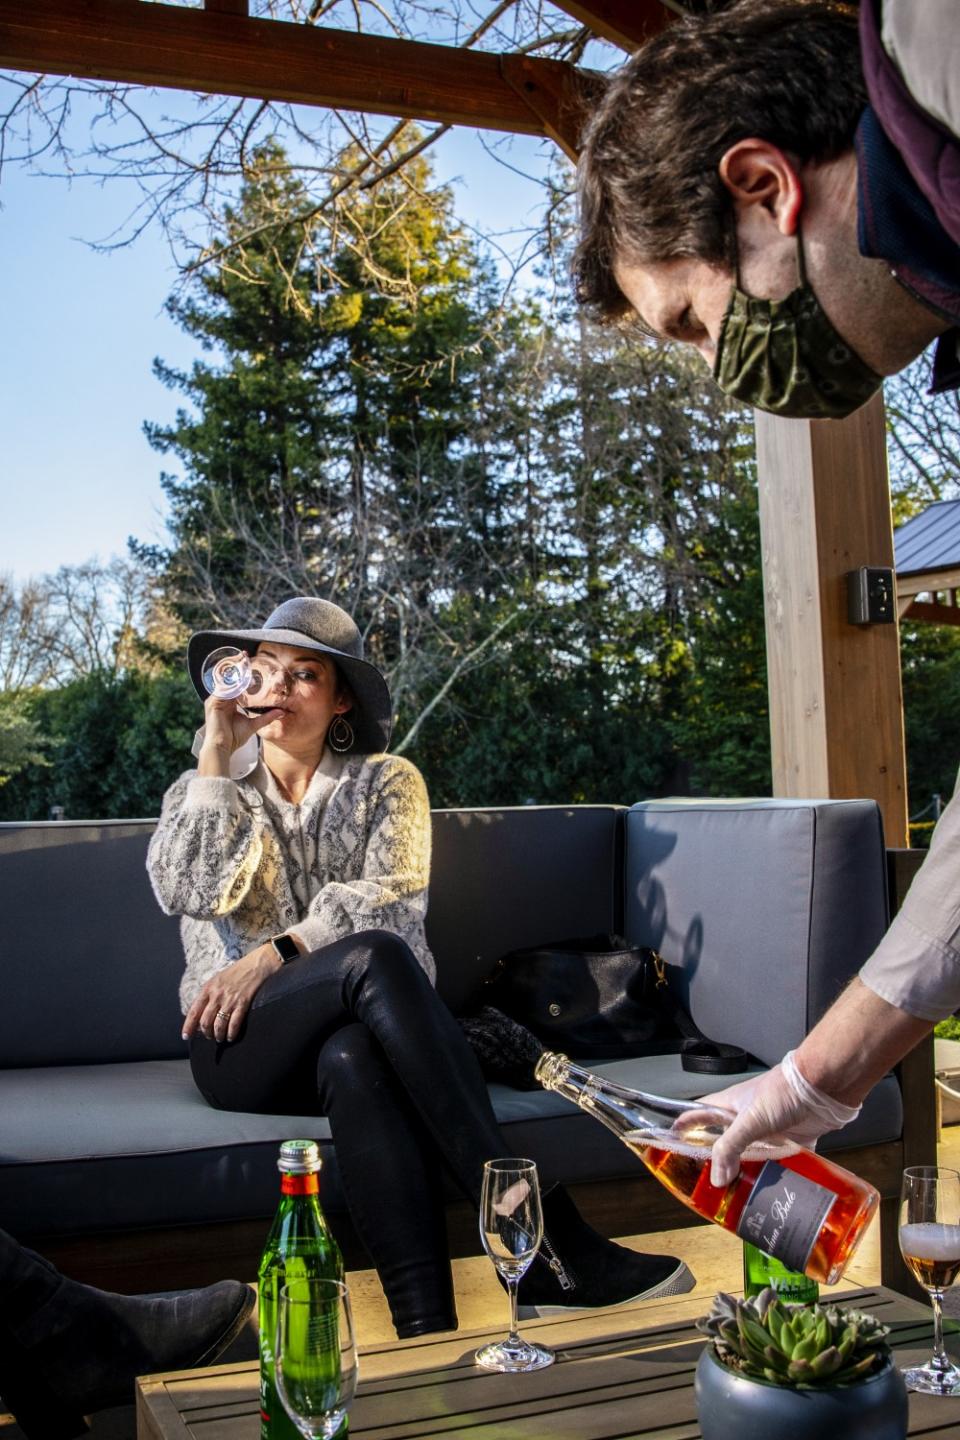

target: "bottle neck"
[280,1172,320,1197]
[536,1050,733,1141]
[537,1052,676,1118]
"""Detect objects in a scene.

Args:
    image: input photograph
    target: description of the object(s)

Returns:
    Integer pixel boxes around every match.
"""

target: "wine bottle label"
[736,1161,835,1273]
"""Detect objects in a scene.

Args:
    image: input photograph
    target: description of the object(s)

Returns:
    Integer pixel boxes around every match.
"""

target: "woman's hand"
[197,694,284,776]
[182,942,282,1044]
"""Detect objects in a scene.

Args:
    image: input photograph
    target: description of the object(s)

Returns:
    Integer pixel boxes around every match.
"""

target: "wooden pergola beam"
[901,599,960,628]
[896,566,960,601]
[548,0,673,52]
[897,569,960,622]
[0,0,595,157]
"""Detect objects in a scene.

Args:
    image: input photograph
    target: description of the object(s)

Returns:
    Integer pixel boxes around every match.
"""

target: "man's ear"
[718,138,804,236]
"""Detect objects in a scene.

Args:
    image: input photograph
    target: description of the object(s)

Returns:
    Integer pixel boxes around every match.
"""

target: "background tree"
[135,140,544,746]
[0,559,195,819]
[0,697,50,789]
[1,143,767,819]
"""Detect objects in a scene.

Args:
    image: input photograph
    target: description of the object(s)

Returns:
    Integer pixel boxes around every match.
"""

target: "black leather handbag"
[482,933,749,1073]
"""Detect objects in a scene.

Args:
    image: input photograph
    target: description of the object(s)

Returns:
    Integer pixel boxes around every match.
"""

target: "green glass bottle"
[259,1139,344,1440]
[743,1240,819,1303]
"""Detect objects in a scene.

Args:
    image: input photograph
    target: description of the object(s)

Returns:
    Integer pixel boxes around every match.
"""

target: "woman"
[147,596,693,1337]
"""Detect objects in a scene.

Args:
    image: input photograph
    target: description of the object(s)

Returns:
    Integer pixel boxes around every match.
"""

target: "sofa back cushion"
[0,822,186,1066]
[427,806,623,1013]
[1,805,624,1066]
[623,798,889,1068]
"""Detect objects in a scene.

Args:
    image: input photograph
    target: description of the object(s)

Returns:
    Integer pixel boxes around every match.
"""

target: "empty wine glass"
[475,1157,554,1373]
[899,1165,960,1395]
[201,646,287,711]
[276,1279,358,1439]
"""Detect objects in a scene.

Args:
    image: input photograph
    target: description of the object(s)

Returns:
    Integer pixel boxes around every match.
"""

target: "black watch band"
[271,934,300,965]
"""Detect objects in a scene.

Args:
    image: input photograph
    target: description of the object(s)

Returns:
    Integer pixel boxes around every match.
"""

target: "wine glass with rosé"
[899,1166,960,1395]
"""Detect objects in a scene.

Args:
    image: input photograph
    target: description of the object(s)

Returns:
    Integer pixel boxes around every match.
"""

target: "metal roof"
[894,500,960,575]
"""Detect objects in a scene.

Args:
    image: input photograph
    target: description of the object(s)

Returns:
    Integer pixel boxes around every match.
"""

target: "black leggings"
[189,930,507,1335]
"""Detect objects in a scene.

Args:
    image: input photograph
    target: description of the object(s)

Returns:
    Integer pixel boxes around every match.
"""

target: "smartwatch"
[271,934,301,965]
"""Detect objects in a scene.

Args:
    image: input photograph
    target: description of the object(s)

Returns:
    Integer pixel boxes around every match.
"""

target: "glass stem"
[931,1289,949,1371]
[507,1276,521,1344]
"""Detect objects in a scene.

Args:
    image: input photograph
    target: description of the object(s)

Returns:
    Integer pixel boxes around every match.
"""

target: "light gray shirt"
[147,749,435,1014]
[859,2,960,1022]
[860,774,960,1021]
[882,0,960,142]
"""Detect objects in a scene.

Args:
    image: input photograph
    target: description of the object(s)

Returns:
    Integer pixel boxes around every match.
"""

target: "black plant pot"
[694,1345,908,1440]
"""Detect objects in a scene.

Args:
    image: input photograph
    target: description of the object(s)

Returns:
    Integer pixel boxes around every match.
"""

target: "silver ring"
[216,1008,231,1021]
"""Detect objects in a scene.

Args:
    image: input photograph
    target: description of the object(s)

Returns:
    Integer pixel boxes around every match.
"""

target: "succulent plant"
[697,1288,892,1388]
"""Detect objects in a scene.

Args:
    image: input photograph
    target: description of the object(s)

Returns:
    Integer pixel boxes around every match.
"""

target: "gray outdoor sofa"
[0,798,933,1295]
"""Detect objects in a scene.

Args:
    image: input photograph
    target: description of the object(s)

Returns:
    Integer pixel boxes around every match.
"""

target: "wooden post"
[755,393,909,846]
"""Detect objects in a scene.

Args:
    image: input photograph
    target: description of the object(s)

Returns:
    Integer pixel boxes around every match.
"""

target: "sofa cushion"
[0,806,624,1066]
[0,1056,901,1239]
[427,806,624,1013]
[623,799,890,1068]
[0,823,186,1067]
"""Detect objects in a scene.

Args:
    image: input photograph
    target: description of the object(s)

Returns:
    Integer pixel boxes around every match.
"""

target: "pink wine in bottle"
[535,1052,877,1285]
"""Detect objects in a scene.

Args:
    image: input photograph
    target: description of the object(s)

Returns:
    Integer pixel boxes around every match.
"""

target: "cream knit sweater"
[147,749,435,1014]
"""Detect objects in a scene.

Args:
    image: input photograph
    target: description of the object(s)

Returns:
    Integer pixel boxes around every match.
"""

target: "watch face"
[273,935,300,964]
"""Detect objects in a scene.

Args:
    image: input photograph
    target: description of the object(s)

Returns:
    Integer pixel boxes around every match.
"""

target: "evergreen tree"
[0,671,196,821]
[133,151,770,809]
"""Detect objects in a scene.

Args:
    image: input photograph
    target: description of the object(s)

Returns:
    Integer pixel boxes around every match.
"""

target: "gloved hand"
[706,1051,861,1188]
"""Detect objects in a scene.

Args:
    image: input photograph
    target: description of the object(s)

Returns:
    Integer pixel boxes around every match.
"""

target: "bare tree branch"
[392,610,519,753]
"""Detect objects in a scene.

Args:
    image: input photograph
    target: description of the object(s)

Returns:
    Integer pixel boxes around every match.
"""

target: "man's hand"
[706,1052,861,1188]
[182,943,282,1044]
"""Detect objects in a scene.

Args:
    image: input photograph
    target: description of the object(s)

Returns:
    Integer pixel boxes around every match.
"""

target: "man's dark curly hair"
[576,0,865,323]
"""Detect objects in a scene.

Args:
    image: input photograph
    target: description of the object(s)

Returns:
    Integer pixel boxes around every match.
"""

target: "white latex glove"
[707,1051,861,1188]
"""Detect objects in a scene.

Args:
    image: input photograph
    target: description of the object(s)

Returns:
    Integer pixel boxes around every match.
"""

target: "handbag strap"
[648,951,751,1076]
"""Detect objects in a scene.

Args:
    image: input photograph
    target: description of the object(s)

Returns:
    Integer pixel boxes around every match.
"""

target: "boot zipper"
[539,1233,575,1291]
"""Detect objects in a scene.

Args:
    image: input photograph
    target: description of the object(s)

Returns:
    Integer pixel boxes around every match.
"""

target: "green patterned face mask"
[712,229,883,419]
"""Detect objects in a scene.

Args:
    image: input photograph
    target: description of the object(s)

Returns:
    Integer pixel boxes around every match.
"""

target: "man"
[577,0,958,417]
[574,0,960,1179]
[0,1229,254,1439]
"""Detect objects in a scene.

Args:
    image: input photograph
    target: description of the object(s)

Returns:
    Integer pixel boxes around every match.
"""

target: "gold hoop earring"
[327,715,355,753]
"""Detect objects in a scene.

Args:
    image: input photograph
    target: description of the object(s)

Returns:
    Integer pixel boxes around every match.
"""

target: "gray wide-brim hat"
[187,597,392,754]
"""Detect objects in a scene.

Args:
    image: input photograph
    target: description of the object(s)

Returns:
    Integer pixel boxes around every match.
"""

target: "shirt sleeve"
[288,756,432,958]
[860,777,960,1020]
[146,770,264,921]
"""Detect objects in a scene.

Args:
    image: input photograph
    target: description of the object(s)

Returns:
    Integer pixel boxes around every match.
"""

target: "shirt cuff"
[182,774,241,813]
[286,916,329,955]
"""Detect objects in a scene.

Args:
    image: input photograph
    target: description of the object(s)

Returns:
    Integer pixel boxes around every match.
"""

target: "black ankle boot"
[516,1185,695,1319]
[0,1276,255,1439]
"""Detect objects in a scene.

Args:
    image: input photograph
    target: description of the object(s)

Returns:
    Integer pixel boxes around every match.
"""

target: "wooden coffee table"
[136,1286,960,1440]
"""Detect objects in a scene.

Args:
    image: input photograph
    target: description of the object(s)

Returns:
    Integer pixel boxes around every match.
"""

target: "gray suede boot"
[0,1232,254,1439]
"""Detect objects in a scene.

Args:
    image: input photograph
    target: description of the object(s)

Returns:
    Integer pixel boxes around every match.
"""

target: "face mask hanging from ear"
[712,225,884,419]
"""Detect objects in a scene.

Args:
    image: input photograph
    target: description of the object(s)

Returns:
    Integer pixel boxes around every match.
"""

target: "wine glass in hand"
[899,1166,960,1395]
[276,1279,358,1439]
[475,1158,554,1373]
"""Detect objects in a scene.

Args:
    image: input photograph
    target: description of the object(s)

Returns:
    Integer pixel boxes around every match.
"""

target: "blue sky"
[0,100,558,585]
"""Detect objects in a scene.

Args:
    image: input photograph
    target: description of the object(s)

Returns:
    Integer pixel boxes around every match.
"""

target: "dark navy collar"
[856,105,960,394]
